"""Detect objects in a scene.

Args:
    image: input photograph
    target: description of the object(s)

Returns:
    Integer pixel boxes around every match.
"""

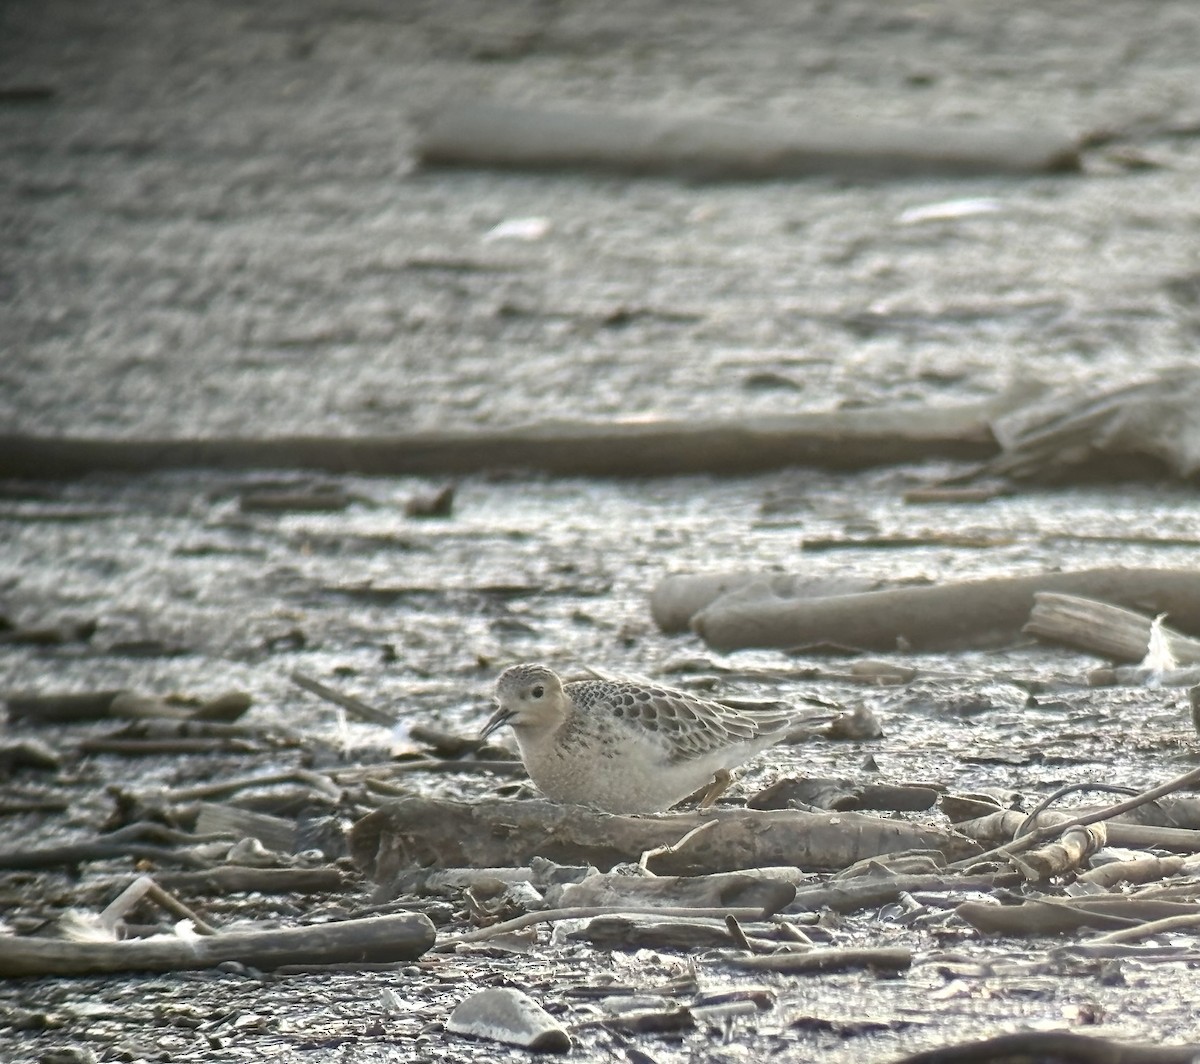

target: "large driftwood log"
[692,567,1200,653]
[0,400,1005,481]
[1025,592,1200,663]
[0,912,435,978]
[417,103,1080,179]
[349,798,981,879]
[650,571,881,634]
[893,1030,1200,1064]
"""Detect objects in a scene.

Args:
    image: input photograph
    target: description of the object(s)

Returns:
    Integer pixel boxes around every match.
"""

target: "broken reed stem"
[431,904,770,953]
[946,765,1200,872]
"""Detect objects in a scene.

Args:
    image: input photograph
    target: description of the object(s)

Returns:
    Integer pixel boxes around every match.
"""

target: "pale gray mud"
[3,2,1200,1062]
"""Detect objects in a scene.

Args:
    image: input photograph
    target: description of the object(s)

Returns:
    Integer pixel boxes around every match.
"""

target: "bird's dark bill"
[479,705,515,739]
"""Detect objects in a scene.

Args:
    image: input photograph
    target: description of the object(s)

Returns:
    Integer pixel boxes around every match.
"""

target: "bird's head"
[480,663,566,738]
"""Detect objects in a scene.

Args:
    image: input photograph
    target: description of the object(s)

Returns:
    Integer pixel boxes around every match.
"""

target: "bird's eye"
[531,684,545,699]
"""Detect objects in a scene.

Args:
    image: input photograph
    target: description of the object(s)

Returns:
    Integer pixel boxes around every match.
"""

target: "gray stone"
[446,988,571,1053]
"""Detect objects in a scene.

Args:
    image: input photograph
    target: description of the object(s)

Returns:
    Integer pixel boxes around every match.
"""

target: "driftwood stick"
[3,842,209,870]
[563,914,782,953]
[0,912,435,978]
[100,875,218,936]
[431,905,771,953]
[723,915,755,953]
[141,881,219,936]
[290,671,395,726]
[0,400,1006,481]
[1025,592,1200,662]
[891,1030,1200,1064]
[638,820,718,872]
[946,765,1200,871]
[693,568,1200,653]
[1018,824,1107,881]
[0,822,219,871]
[4,690,252,725]
[954,809,1200,856]
[649,572,879,634]
[1091,913,1200,946]
[148,867,348,895]
[77,737,261,756]
[417,102,1080,179]
[788,873,1001,914]
[956,897,1200,935]
[1012,782,1140,837]
[4,690,127,724]
[1076,855,1187,889]
[147,769,343,804]
[551,869,800,912]
[727,946,912,975]
[99,875,156,929]
[1052,943,1196,963]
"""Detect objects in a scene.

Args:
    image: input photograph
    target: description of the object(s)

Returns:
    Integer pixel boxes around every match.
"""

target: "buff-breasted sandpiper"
[480,662,816,814]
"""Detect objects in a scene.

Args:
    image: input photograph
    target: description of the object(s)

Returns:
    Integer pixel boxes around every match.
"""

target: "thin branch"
[290,671,394,726]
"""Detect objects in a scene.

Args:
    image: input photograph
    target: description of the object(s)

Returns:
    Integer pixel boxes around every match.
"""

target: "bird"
[479,662,819,814]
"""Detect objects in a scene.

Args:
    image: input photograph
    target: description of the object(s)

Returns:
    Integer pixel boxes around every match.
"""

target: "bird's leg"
[674,769,736,810]
[698,768,734,809]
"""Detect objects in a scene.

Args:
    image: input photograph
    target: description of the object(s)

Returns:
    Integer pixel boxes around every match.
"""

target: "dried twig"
[638,819,718,872]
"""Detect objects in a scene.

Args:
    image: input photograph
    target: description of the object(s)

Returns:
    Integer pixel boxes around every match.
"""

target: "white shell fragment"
[897,197,1003,224]
[483,216,551,242]
[447,988,571,1052]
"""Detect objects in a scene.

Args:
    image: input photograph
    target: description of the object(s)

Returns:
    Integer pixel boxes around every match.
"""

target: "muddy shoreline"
[4,2,1200,1061]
